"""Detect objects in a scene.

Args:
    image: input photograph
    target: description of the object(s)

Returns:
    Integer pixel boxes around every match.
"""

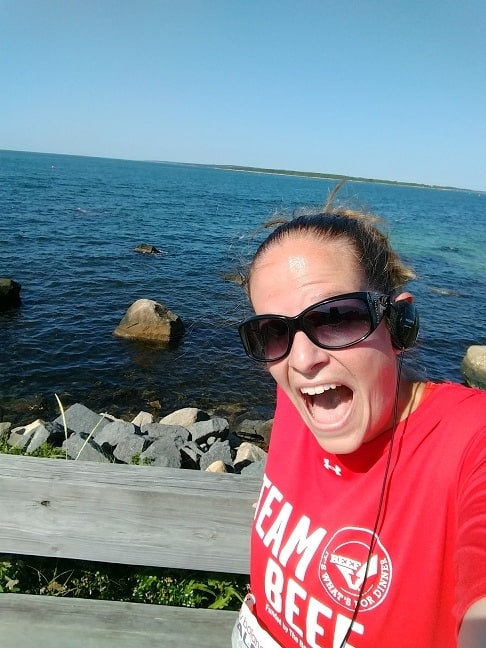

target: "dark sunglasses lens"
[304,299,372,347]
[242,317,290,361]
[240,295,376,361]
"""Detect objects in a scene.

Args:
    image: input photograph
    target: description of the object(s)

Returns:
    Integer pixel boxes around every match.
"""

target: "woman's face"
[248,233,401,454]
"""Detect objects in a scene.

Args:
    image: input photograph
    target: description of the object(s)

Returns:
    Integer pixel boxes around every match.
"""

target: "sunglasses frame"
[238,291,390,362]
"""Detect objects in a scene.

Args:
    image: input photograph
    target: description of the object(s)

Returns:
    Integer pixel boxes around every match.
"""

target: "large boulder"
[461,345,486,390]
[0,278,21,311]
[52,402,111,438]
[114,299,184,343]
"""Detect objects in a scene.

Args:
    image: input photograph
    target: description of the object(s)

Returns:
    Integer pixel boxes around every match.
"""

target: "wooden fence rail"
[0,453,261,647]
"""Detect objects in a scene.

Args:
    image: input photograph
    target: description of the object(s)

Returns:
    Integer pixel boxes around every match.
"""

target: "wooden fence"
[0,453,261,647]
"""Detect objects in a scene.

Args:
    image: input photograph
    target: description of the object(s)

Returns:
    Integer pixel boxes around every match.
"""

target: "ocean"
[0,150,484,426]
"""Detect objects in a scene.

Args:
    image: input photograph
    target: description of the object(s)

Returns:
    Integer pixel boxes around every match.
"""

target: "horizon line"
[1,148,483,194]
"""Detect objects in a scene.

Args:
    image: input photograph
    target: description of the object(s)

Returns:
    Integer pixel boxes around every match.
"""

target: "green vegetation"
[0,437,65,459]
[212,164,459,190]
[0,556,247,610]
[130,452,153,465]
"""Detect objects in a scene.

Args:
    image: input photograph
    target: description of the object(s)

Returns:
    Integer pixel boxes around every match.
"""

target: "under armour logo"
[323,458,342,476]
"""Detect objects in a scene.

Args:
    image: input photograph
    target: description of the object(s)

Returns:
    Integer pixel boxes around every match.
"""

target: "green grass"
[0,556,247,609]
[0,437,65,458]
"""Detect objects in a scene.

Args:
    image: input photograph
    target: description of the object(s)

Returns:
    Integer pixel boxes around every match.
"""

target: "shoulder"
[428,381,486,402]
[398,382,486,474]
[420,382,486,425]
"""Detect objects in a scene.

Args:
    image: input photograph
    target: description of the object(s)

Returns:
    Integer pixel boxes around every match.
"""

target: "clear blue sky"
[1,0,485,190]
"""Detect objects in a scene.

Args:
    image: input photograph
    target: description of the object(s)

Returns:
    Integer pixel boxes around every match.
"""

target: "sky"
[1,0,485,190]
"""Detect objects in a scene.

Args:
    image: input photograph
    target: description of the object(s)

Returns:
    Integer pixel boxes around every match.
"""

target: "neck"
[397,378,426,422]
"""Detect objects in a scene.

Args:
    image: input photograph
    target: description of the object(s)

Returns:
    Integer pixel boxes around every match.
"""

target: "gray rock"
[142,423,190,448]
[199,440,233,472]
[94,420,137,449]
[131,411,153,428]
[188,417,229,446]
[113,434,146,464]
[140,437,182,468]
[180,440,204,461]
[53,403,110,438]
[62,433,110,462]
[8,419,42,450]
[7,419,59,451]
[180,441,204,468]
[0,277,21,310]
[240,459,266,479]
[0,422,12,440]
[235,418,273,449]
[25,423,51,454]
[461,345,486,390]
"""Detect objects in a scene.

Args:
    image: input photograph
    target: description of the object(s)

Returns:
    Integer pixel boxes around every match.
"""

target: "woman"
[234,197,486,648]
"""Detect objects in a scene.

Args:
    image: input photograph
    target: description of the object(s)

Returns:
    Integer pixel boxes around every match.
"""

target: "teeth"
[301,384,339,395]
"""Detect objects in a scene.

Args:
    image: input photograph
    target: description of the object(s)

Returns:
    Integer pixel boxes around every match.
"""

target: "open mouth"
[300,383,353,426]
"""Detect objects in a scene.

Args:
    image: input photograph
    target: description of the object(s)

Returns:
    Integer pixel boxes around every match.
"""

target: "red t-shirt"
[250,382,486,647]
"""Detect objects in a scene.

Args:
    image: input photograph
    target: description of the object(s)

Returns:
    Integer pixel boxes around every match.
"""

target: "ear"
[396,291,414,304]
[388,292,419,350]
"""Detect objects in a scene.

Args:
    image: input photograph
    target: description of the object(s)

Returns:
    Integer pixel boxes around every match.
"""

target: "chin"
[310,428,365,456]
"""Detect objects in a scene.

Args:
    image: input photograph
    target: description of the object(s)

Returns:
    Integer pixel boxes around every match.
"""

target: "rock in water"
[0,277,21,311]
[134,243,161,255]
[461,345,486,390]
[114,298,184,342]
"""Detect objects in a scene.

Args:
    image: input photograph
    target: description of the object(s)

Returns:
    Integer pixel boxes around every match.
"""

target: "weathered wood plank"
[0,593,238,648]
[0,454,260,573]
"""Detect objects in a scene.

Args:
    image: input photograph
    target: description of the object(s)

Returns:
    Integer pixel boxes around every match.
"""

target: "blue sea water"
[0,150,484,424]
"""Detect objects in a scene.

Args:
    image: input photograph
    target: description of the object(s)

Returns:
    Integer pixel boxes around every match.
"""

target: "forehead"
[249,234,366,310]
[251,233,363,283]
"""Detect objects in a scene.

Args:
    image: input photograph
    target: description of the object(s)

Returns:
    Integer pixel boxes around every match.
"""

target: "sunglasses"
[238,292,390,362]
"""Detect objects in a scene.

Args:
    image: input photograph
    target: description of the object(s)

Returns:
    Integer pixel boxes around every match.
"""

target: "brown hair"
[247,186,416,295]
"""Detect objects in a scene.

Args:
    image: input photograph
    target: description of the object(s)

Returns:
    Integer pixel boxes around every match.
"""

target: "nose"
[287,330,331,374]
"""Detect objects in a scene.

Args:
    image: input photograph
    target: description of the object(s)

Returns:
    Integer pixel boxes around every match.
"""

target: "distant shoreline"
[2,149,482,193]
[209,164,470,192]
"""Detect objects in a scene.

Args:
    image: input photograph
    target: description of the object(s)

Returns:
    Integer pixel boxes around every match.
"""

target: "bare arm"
[458,598,486,648]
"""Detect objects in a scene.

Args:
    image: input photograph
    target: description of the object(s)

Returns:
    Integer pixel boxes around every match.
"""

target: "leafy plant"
[130,453,152,466]
[185,576,246,609]
[0,556,248,611]
[0,437,64,459]
[0,560,20,593]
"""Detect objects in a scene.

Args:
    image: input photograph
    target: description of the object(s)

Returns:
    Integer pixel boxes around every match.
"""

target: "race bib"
[232,594,282,648]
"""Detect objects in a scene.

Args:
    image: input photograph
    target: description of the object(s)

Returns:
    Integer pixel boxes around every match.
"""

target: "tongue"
[309,386,353,423]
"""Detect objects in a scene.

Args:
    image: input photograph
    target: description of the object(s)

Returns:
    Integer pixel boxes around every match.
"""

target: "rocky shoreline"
[0,402,272,479]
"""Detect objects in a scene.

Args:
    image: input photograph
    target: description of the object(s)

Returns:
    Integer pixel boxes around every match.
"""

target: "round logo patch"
[319,526,392,612]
